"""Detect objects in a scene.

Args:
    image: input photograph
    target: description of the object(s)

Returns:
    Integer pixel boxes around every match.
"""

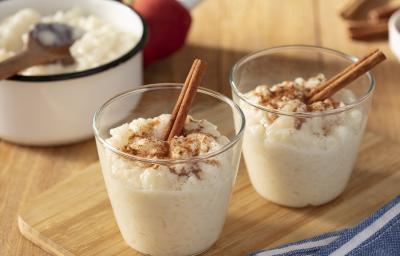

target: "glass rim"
[93,84,246,164]
[230,44,376,118]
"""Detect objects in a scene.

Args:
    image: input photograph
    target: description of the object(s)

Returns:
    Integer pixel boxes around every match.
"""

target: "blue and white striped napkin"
[250,195,400,256]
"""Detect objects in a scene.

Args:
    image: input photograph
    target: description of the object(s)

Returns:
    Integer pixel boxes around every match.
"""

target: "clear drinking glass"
[230,45,374,207]
[93,84,245,256]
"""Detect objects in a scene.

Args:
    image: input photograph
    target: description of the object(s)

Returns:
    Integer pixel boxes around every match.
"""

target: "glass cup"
[230,45,374,207]
[93,84,245,256]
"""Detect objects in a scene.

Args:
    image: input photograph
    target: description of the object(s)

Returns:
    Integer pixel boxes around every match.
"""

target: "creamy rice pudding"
[97,114,235,256]
[240,74,367,207]
[0,8,137,75]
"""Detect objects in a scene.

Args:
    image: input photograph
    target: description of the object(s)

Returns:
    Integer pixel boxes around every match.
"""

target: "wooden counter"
[1,1,400,255]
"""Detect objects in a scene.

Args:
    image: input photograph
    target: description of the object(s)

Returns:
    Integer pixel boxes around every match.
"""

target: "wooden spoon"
[0,22,78,80]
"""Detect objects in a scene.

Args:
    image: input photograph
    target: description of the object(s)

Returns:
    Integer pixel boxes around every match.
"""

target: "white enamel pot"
[0,0,147,146]
[389,10,400,61]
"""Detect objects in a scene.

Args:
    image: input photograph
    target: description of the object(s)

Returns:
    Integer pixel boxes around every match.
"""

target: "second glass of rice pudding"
[93,84,245,256]
[230,45,374,207]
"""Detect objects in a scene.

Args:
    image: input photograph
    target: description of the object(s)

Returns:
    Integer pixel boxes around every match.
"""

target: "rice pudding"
[240,74,367,207]
[97,114,235,256]
[0,8,137,75]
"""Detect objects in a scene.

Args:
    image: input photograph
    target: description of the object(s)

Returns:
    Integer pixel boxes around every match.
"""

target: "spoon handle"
[0,51,45,80]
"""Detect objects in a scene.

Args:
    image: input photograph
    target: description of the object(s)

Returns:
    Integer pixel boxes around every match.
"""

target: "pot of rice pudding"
[231,45,375,207]
[93,84,245,256]
[0,0,146,145]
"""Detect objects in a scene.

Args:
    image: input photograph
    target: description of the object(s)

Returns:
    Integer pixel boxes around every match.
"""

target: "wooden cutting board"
[18,132,400,256]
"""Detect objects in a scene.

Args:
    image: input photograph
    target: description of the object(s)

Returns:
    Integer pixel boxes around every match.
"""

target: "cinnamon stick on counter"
[340,0,368,19]
[307,49,386,103]
[164,59,207,141]
[368,4,400,21]
[348,20,388,40]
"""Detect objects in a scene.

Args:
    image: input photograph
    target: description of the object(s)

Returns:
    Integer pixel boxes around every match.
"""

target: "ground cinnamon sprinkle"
[254,81,342,113]
[123,132,215,159]
[204,159,220,167]
[249,75,345,129]
[121,117,222,178]
[123,136,169,158]
[134,119,160,137]
[169,164,202,179]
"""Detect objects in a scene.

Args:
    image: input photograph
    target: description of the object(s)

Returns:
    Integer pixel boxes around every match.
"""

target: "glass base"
[131,243,215,256]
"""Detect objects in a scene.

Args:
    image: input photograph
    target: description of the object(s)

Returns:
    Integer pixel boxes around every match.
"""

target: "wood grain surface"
[2,0,400,255]
[17,132,400,256]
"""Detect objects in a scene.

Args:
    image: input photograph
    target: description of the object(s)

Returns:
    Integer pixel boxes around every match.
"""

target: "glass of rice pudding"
[93,84,245,256]
[230,45,375,207]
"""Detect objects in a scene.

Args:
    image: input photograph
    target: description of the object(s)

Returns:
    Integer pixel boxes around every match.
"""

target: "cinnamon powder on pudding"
[248,75,345,129]
[123,132,217,160]
[118,115,226,178]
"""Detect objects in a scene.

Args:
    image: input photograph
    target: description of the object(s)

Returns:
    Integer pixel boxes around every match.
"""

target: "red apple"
[132,0,192,66]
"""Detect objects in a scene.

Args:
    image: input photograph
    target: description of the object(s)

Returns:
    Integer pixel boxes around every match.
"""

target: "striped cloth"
[250,195,400,256]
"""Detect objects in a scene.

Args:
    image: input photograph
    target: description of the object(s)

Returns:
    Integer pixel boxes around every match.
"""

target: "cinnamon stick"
[308,49,386,103]
[368,4,400,21]
[340,0,368,19]
[164,60,197,140]
[309,49,378,97]
[348,20,388,40]
[165,59,207,140]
